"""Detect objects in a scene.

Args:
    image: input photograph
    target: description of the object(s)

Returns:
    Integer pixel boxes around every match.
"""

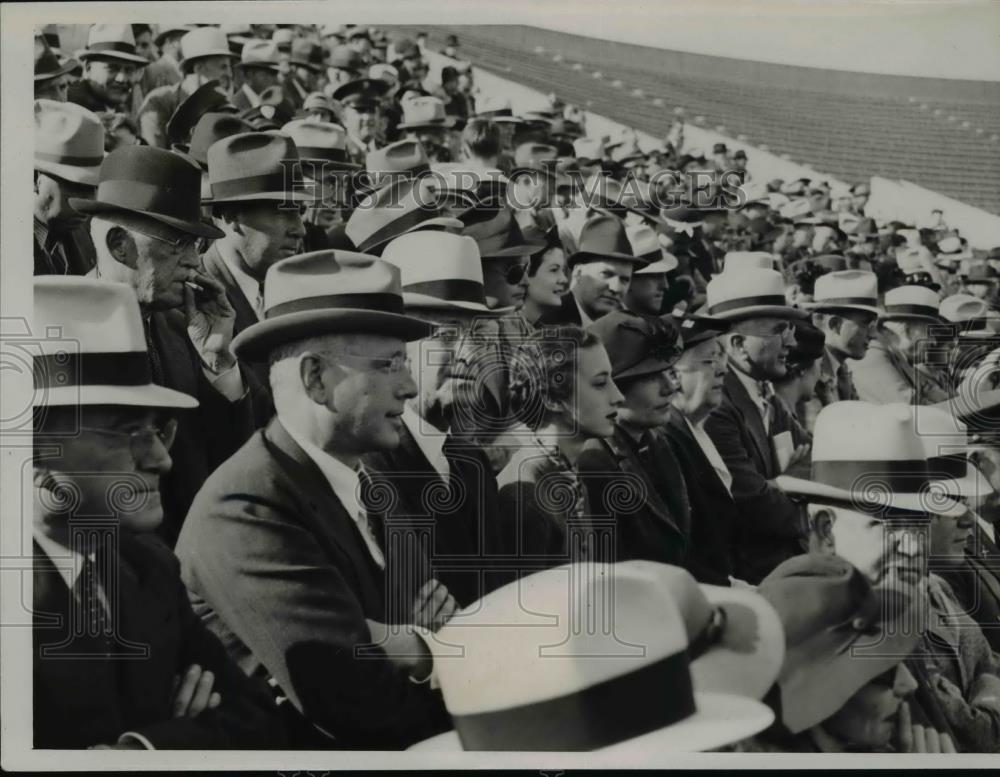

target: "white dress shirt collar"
[34,530,90,591]
[215,240,262,320]
[684,417,733,494]
[731,365,770,420]
[241,82,262,108]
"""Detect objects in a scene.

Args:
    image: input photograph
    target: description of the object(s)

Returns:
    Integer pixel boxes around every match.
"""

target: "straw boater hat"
[179,27,238,73]
[627,224,678,274]
[204,131,315,205]
[878,285,942,325]
[704,268,809,321]
[280,119,360,170]
[775,401,966,517]
[757,554,922,735]
[33,277,198,410]
[231,251,433,361]
[34,100,104,187]
[381,231,500,314]
[409,561,777,753]
[77,24,149,65]
[807,269,881,316]
[70,146,223,239]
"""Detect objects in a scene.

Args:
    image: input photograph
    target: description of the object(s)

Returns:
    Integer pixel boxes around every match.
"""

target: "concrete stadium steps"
[403,25,1000,214]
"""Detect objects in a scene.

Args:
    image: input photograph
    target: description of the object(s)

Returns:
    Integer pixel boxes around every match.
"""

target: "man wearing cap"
[201,131,310,400]
[807,269,880,407]
[79,145,257,546]
[333,78,389,156]
[543,214,643,327]
[391,38,424,90]
[176,251,455,748]
[34,100,103,276]
[231,40,283,112]
[325,45,365,93]
[31,277,283,749]
[850,285,951,405]
[138,27,238,148]
[366,231,511,605]
[285,38,325,110]
[140,26,192,95]
[622,224,678,315]
[68,24,150,113]
[398,96,457,163]
[34,35,76,102]
[662,313,744,586]
[702,267,811,583]
[580,312,692,568]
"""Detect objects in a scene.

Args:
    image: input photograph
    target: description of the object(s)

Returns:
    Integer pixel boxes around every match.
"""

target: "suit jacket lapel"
[724,368,773,473]
[607,429,683,537]
[665,409,728,494]
[202,243,258,336]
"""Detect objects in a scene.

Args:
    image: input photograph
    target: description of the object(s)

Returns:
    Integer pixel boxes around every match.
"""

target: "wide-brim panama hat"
[805,269,881,316]
[381,231,498,314]
[408,561,775,753]
[70,146,223,239]
[34,277,197,410]
[34,99,104,187]
[179,27,239,71]
[913,405,994,502]
[774,401,966,518]
[704,268,809,321]
[77,24,149,65]
[232,250,433,360]
[878,285,942,324]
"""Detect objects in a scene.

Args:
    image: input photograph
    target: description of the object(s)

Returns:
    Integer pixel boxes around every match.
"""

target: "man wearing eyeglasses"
[701,267,813,584]
[175,251,457,749]
[31,277,283,750]
[77,145,257,547]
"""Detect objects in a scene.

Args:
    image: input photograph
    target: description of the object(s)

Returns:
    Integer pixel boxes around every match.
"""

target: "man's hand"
[411,578,459,633]
[787,443,811,470]
[183,270,237,374]
[171,664,222,718]
[365,619,433,681]
[896,701,957,752]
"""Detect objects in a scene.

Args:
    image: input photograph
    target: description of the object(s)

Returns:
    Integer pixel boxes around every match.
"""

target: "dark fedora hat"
[70,146,222,239]
[239,85,296,130]
[178,112,252,169]
[166,80,237,145]
[205,131,316,204]
[588,311,683,381]
[567,214,645,267]
[290,38,325,73]
[673,313,731,350]
[35,38,77,82]
[461,207,545,259]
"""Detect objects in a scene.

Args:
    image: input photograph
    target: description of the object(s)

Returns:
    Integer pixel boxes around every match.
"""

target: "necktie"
[73,555,110,642]
[837,362,858,401]
[255,281,266,319]
[355,466,387,570]
[758,380,774,431]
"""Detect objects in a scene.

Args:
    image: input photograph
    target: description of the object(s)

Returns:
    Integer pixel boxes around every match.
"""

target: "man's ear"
[807,506,836,554]
[106,226,138,269]
[724,331,745,355]
[299,352,345,407]
[810,312,826,330]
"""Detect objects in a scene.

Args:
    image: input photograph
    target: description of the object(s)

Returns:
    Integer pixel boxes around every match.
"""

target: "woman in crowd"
[515,230,569,329]
[497,325,623,571]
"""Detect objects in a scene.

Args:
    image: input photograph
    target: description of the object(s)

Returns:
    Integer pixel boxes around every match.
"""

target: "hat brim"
[774,474,967,518]
[398,118,458,130]
[693,586,785,701]
[78,50,149,65]
[69,199,224,239]
[878,312,941,325]
[480,239,548,260]
[35,159,101,187]
[359,216,465,254]
[182,51,240,70]
[930,471,994,501]
[567,250,647,267]
[402,292,500,314]
[36,382,198,410]
[232,309,434,360]
[805,302,881,316]
[202,189,319,205]
[408,693,773,754]
[35,58,79,81]
[614,355,679,382]
[707,305,809,322]
[236,61,282,72]
[635,256,678,274]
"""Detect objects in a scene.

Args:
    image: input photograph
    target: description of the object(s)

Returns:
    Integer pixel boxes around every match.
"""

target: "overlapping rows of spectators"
[28,21,1000,754]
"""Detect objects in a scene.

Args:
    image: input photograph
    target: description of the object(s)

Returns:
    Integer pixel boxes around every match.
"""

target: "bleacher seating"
[402,25,1000,215]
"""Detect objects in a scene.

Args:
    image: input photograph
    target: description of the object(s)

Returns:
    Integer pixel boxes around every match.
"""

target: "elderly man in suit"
[31,277,282,749]
[79,145,257,547]
[662,313,744,586]
[368,231,510,605]
[176,251,457,749]
[702,267,812,584]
